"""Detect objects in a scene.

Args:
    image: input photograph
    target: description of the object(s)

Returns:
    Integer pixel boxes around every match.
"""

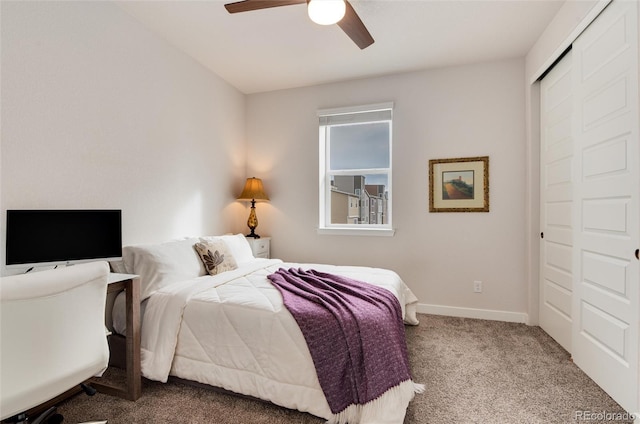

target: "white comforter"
[140,259,420,423]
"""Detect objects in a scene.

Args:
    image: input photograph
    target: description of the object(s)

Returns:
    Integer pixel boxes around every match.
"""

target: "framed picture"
[429,156,489,212]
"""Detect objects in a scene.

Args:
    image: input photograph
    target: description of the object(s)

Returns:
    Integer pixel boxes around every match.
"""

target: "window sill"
[317,227,396,237]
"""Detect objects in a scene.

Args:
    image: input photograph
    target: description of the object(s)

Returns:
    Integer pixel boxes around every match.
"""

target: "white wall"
[246,59,528,320]
[0,0,586,322]
[0,1,247,274]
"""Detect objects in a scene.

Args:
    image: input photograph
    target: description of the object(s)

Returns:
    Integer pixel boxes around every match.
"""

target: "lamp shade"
[237,177,269,201]
[307,0,346,25]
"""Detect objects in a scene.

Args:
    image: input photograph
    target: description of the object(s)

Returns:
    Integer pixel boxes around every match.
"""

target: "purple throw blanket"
[267,267,414,415]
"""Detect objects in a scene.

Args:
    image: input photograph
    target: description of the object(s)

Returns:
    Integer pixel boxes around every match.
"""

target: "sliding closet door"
[539,50,574,353]
[571,0,639,413]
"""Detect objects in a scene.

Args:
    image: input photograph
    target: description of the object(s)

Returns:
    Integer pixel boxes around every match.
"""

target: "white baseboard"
[416,303,529,324]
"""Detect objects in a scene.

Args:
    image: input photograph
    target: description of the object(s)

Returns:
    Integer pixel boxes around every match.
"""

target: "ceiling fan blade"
[337,1,374,49]
[224,0,306,14]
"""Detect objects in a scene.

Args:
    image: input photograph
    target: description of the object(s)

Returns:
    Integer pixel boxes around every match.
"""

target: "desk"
[92,273,141,401]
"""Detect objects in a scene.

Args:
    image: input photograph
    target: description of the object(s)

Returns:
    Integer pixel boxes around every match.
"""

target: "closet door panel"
[572,0,639,414]
[540,49,574,352]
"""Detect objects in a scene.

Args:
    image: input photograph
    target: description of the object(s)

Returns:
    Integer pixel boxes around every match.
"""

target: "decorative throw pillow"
[194,241,238,276]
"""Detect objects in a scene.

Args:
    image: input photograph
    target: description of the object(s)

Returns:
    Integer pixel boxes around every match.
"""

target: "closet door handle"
[635,249,639,260]
[540,232,544,239]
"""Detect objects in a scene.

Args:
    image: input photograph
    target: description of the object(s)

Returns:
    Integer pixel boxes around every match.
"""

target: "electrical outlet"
[473,280,482,293]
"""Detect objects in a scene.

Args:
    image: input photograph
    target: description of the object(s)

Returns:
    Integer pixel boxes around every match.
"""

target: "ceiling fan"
[224,0,374,49]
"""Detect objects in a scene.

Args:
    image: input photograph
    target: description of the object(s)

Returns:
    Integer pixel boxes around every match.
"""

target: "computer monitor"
[5,209,122,269]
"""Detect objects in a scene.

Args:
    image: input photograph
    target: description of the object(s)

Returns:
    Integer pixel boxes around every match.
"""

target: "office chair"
[1,262,111,423]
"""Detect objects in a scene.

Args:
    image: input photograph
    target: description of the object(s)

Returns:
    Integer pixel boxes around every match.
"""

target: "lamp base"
[246,200,261,239]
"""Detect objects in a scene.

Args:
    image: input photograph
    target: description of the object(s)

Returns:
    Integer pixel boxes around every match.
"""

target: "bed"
[111,234,422,423]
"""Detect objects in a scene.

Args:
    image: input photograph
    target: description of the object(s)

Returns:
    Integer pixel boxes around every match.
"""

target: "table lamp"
[237,177,269,239]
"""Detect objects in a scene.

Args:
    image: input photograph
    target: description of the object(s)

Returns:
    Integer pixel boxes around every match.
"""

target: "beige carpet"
[56,314,631,423]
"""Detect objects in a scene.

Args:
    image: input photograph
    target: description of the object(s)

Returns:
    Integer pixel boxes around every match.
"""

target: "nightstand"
[246,237,270,259]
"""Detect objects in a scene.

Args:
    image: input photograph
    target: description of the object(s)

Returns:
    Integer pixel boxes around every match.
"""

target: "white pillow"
[199,233,255,265]
[122,237,205,300]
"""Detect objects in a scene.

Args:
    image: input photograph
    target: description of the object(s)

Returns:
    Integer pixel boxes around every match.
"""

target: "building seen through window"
[330,175,388,224]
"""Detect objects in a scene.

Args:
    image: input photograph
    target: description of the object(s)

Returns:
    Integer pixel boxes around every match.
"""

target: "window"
[318,103,393,236]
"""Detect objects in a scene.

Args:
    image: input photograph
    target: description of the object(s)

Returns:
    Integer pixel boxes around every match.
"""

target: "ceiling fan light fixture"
[307,0,346,25]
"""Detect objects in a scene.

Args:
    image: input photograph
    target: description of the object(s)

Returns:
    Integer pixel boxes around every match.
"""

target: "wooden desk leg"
[125,277,141,401]
[93,277,141,401]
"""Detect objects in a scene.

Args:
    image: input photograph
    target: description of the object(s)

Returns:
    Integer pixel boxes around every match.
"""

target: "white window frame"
[318,102,395,236]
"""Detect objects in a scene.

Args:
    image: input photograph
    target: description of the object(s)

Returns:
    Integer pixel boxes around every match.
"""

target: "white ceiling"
[116,0,564,94]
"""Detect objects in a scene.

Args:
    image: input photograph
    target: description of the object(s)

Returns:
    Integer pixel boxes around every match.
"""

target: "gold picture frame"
[429,156,489,212]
